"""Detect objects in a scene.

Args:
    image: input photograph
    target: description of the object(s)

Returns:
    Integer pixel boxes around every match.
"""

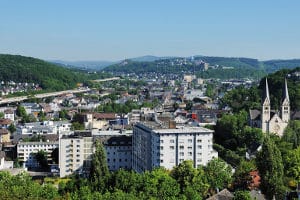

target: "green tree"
[285,147,300,183]
[204,158,232,194]
[35,150,49,170]
[256,136,285,200]
[141,168,180,199]
[0,112,4,118]
[282,120,300,148]
[233,190,251,200]
[233,160,256,190]
[51,148,59,164]
[8,124,16,133]
[71,122,84,130]
[16,105,27,118]
[171,160,209,198]
[89,140,109,192]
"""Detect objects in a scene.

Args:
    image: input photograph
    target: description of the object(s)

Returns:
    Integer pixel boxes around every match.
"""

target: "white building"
[249,78,290,136]
[16,121,72,136]
[59,132,93,177]
[132,121,218,172]
[92,130,132,171]
[4,109,15,121]
[17,141,58,168]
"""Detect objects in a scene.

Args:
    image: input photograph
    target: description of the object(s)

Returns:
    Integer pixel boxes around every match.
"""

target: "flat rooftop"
[136,121,213,134]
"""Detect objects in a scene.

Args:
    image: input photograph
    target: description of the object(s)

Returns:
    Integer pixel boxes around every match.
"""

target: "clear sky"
[0,0,299,61]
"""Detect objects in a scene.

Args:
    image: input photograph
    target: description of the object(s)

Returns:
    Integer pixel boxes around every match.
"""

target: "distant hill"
[0,54,92,91]
[262,59,300,72]
[50,60,116,70]
[129,55,174,62]
[102,55,300,79]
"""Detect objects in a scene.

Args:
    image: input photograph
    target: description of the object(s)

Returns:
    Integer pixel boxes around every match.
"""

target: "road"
[0,88,91,105]
[92,77,120,82]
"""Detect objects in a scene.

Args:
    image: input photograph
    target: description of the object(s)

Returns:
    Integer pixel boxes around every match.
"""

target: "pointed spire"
[263,78,270,102]
[282,78,289,102]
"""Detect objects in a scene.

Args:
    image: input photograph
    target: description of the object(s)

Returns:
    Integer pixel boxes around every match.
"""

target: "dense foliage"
[222,67,300,111]
[0,54,111,92]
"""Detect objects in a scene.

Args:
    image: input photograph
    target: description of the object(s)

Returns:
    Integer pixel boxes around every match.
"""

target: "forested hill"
[0,54,91,91]
[102,56,300,79]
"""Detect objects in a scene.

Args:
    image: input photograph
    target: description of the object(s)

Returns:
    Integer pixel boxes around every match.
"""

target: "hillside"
[102,56,300,79]
[0,54,90,91]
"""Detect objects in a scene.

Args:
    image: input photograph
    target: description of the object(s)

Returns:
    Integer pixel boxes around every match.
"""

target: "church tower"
[281,78,290,123]
[261,78,270,133]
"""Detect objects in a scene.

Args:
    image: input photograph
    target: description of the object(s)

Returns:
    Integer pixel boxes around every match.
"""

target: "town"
[0,66,299,199]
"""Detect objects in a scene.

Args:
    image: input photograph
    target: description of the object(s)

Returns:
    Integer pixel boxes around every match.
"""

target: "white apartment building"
[59,132,93,177]
[16,121,72,136]
[17,141,58,168]
[92,130,132,171]
[4,109,15,121]
[132,121,218,172]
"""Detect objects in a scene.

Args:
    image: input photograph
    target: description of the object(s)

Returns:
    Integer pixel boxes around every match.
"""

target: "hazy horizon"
[1,1,300,61]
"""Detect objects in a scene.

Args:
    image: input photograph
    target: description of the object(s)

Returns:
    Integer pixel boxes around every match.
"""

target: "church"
[249,78,290,137]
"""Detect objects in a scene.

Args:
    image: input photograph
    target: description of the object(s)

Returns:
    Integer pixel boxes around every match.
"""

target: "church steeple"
[262,78,270,133]
[262,78,270,106]
[281,78,290,122]
[282,78,289,103]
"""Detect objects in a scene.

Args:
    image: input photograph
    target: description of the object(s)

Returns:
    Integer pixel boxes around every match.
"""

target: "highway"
[0,88,91,105]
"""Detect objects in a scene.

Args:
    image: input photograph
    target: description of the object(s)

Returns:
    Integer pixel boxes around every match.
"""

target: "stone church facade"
[249,78,290,137]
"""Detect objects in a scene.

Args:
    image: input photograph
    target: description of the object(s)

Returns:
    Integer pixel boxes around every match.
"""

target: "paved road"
[92,77,120,82]
[0,88,91,105]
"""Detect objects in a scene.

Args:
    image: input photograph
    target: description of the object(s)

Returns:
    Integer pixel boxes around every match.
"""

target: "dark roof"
[249,109,261,120]
[4,109,14,114]
[96,135,132,146]
[93,113,116,120]
[206,189,234,200]
[291,111,300,120]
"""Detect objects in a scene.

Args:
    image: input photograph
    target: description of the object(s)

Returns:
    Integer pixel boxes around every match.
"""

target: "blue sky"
[0,1,299,61]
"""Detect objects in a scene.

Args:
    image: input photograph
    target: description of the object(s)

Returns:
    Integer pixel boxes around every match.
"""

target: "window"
[160,140,164,143]
[179,159,184,162]
[170,146,175,150]
[179,139,184,143]
[160,159,164,163]
[188,146,192,150]
[188,152,192,156]
[179,152,184,156]
[188,139,192,143]
[197,139,202,143]
[160,146,164,150]
[197,145,202,149]
[179,146,184,150]
[170,139,175,143]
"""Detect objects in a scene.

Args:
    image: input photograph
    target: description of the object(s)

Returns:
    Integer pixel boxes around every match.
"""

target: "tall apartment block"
[132,121,218,172]
[59,132,93,177]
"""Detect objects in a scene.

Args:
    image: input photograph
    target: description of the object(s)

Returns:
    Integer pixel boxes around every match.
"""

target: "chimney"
[169,120,176,129]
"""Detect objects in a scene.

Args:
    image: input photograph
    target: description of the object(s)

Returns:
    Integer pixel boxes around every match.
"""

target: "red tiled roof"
[0,119,13,125]
[0,128,8,135]
[93,113,116,120]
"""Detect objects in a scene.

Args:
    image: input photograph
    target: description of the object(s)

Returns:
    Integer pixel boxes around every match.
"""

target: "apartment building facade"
[132,121,218,172]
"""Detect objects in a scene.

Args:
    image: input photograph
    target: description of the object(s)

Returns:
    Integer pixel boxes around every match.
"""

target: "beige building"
[250,78,290,136]
[59,132,93,177]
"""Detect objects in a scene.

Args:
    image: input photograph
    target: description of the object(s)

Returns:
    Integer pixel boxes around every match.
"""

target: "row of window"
[159,145,204,150]
[159,139,205,143]
[107,158,130,162]
[19,144,57,148]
